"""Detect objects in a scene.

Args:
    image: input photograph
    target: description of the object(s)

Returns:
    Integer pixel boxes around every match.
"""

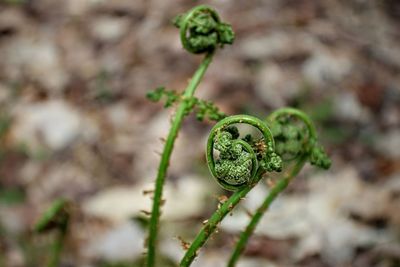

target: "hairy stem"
[180,168,265,267]
[146,51,214,267]
[227,155,307,267]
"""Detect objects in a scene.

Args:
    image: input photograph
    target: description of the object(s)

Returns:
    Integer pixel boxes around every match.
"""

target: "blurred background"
[0,0,399,266]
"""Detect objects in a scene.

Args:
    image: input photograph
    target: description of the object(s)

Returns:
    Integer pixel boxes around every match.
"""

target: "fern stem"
[227,155,307,267]
[146,51,214,267]
[180,168,265,267]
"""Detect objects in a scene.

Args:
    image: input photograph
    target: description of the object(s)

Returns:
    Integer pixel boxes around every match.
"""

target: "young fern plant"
[180,115,283,267]
[34,199,70,267]
[227,107,331,267]
[179,109,331,267]
[145,5,234,267]
[145,6,331,267]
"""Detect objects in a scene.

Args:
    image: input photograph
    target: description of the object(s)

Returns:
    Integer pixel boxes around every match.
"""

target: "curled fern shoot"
[146,5,234,267]
[173,5,234,54]
[180,115,282,267]
[227,108,331,267]
[34,199,70,267]
[206,115,282,191]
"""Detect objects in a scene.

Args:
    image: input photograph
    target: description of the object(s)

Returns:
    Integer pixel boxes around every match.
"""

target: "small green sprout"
[34,199,70,267]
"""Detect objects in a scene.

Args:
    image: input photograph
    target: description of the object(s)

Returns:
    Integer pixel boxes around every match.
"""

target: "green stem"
[48,227,67,267]
[227,155,307,267]
[146,51,214,267]
[179,168,265,267]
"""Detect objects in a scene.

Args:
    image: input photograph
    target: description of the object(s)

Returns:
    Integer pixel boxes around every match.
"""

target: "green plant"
[145,5,331,267]
[179,109,330,267]
[179,115,283,267]
[34,199,70,267]
[227,108,331,267]
[145,5,234,267]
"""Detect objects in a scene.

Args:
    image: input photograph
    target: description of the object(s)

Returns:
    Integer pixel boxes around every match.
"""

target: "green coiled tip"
[267,107,332,170]
[214,130,253,186]
[173,5,235,54]
[207,115,281,191]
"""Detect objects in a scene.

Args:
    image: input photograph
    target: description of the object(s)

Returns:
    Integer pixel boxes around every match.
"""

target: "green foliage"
[195,99,226,121]
[145,5,235,267]
[34,199,70,233]
[268,108,331,169]
[269,116,307,160]
[145,5,331,267]
[310,145,331,169]
[214,130,253,186]
[181,108,330,267]
[173,5,234,54]
[226,108,331,267]
[34,199,71,267]
[146,87,226,122]
[261,148,283,172]
[206,115,282,192]
[146,87,179,108]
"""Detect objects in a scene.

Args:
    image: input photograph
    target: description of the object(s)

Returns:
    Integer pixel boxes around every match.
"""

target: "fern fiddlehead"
[146,6,234,267]
[180,115,282,267]
[174,5,234,54]
[206,115,282,191]
[268,107,331,170]
[227,108,331,267]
